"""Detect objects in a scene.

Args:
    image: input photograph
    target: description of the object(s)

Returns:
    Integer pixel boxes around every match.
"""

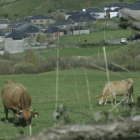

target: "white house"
[4,30,28,53]
[104,2,128,11]
[105,8,120,18]
[85,7,105,19]
[0,30,5,42]
[0,19,10,30]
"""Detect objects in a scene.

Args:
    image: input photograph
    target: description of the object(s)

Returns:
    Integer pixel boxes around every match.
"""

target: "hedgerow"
[0,42,140,75]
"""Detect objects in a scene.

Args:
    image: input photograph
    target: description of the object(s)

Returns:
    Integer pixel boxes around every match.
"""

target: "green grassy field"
[33,29,130,58]
[0,69,139,139]
[59,29,132,43]
[0,0,136,19]
[39,45,125,58]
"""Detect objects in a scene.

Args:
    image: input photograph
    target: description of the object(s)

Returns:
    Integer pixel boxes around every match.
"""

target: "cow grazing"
[98,78,134,105]
[2,80,38,126]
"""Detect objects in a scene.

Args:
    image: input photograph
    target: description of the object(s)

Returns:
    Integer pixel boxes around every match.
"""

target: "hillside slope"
[0,0,137,20]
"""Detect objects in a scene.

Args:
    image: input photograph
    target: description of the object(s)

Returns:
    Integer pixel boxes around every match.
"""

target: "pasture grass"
[39,44,125,58]
[0,0,136,19]
[58,29,132,43]
[0,69,140,139]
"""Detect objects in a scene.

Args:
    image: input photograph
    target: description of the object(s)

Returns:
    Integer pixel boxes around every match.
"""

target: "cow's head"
[98,94,107,105]
[16,109,39,126]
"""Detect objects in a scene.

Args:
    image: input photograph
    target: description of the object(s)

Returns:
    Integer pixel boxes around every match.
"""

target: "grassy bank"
[0,69,139,139]
[58,29,132,43]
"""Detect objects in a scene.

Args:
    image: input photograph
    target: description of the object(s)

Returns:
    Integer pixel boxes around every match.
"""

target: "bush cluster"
[78,41,107,47]
[0,42,140,75]
[109,42,140,71]
[13,62,35,74]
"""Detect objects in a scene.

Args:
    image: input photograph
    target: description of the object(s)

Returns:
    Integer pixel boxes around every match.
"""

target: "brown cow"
[2,80,38,126]
[98,78,134,105]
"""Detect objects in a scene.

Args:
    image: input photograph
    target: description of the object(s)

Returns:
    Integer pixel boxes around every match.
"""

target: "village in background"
[0,1,139,54]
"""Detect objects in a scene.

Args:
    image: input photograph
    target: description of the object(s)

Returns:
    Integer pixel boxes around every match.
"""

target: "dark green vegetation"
[0,0,137,19]
[0,38,140,139]
[0,69,140,139]
[0,29,132,75]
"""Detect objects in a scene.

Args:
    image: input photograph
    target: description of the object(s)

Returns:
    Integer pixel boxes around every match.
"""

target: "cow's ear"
[16,109,22,114]
[32,112,39,118]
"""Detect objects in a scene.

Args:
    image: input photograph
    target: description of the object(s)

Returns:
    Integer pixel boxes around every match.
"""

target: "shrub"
[13,61,35,74]
[24,50,38,64]
[1,51,11,60]
[104,41,140,71]
[118,21,129,29]
[36,33,46,44]
[0,59,15,75]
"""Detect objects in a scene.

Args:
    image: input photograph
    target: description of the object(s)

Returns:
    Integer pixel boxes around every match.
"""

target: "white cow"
[98,78,134,105]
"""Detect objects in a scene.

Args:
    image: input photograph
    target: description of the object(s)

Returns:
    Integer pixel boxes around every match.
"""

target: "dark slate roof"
[129,4,140,10]
[0,19,10,24]
[105,2,128,8]
[119,4,132,10]
[68,13,96,23]
[11,19,29,29]
[67,11,84,15]
[45,26,63,33]
[29,15,53,20]
[5,30,27,39]
[16,22,39,34]
[86,7,104,13]
[135,0,140,4]
[14,19,28,25]
[36,24,45,29]
[53,19,75,26]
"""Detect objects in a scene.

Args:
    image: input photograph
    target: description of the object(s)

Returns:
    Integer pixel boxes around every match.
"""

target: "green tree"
[55,12,66,21]
[25,50,38,65]
[119,21,129,29]
[36,33,46,44]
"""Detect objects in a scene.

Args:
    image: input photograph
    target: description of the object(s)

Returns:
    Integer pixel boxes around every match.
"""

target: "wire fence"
[1,46,140,139]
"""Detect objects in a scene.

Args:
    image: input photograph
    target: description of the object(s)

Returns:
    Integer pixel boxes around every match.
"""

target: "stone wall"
[73,30,90,35]
[4,38,28,53]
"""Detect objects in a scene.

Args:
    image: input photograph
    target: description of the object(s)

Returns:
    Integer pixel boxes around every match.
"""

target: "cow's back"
[2,82,31,109]
[103,78,133,96]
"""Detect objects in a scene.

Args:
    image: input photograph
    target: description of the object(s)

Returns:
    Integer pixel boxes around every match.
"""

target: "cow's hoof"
[5,119,9,123]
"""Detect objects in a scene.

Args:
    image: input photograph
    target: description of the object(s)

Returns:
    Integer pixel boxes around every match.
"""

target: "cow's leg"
[127,85,133,103]
[130,87,134,103]
[127,92,132,103]
[126,93,129,103]
[129,93,134,103]
[113,98,116,104]
[131,95,134,103]
[104,99,107,105]
[112,93,116,104]
[13,111,20,125]
[111,98,115,104]
[4,106,9,123]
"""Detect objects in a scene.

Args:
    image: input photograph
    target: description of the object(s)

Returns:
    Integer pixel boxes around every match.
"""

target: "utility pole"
[104,24,109,43]
[79,16,82,43]
[58,29,60,44]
